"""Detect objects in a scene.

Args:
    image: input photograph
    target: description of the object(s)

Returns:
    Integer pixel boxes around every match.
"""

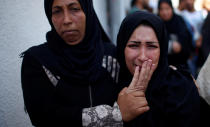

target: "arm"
[82,102,123,127]
[21,52,83,126]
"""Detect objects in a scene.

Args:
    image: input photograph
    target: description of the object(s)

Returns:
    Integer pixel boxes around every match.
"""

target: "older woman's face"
[51,0,86,45]
[124,25,160,75]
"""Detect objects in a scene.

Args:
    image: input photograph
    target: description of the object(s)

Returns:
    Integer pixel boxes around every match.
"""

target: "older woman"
[21,0,123,126]
[117,11,200,127]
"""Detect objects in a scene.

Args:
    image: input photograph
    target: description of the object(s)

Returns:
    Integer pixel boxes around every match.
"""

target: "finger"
[118,87,128,96]
[134,97,148,107]
[127,85,145,93]
[136,61,147,88]
[143,59,152,84]
[135,106,150,115]
[147,63,156,83]
[128,66,140,90]
[142,60,152,90]
[129,90,145,97]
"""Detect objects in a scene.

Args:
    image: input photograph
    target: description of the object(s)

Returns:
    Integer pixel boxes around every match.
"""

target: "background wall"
[0,0,50,127]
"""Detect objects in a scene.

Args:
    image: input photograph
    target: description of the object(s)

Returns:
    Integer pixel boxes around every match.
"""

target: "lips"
[62,30,78,36]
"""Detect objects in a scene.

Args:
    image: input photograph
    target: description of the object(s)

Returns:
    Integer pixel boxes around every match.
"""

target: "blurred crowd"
[128,0,210,78]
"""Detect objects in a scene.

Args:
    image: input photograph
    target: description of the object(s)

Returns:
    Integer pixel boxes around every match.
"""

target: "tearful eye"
[147,44,158,49]
[127,44,139,48]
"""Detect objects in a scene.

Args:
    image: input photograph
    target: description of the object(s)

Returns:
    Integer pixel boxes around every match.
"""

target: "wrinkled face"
[52,0,86,45]
[124,25,160,75]
[159,2,173,21]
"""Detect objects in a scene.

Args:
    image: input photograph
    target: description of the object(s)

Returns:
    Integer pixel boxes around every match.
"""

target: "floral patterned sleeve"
[82,102,123,127]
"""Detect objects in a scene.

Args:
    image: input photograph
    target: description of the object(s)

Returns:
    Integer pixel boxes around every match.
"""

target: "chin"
[64,38,81,45]
[66,41,80,45]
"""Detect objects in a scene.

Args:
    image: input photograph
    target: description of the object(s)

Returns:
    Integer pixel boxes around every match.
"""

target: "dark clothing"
[117,11,200,127]
[158,0,192,68]
[165,14,192,67]
[200,97,210,127]
[200,12,210,64]
[21,43,119,127]
[21,0,120,126]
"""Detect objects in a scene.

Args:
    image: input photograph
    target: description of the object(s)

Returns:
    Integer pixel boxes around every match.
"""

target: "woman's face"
[159,2,173,21]
[124,25,160,75]
[51,0,86,45]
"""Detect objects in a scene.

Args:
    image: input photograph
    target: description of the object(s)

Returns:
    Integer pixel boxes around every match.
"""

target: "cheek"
[124,49,136,74]
[147,50,160,65]
[52,18,62,33]
[75,15,86,36]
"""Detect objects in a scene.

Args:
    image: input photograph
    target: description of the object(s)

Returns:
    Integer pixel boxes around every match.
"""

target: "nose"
[63,11,72,25]
[137,47,147,62]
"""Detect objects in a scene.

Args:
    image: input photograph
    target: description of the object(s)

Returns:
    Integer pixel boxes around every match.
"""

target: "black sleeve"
[21,52,83,127]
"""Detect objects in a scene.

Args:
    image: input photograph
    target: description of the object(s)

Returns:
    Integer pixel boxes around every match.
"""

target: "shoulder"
[166,65,195,86]
[21,43,51,69]
[103,42,116,57]
[160,66,200,110]
[21,43,48,57]
[21,43,44,59]
[164,65,198,97]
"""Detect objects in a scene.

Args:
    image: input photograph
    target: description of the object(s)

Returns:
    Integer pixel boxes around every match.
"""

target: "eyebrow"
[129,41,159,44]
[52,2,79,9]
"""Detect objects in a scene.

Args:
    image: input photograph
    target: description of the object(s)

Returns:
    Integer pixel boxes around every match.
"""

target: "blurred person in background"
[175,0,187,14]
[158,0,192,70]
[200,12,210,64]
[199,0,210,64]
[129,0,153,14]
[181,0,205,77]
[202,0,210,16]
[178,0,187,11]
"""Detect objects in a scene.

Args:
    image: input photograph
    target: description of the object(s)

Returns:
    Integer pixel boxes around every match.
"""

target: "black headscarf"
[117,11,169,88]
[158,0,173,10]
[39,0,111,82]
[117,11,200,127]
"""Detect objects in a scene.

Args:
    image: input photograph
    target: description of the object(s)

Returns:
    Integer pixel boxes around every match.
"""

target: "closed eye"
[148,44,158,48]
[70,7,80,11]
[52,9,61,14]
[127,44,138,48]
